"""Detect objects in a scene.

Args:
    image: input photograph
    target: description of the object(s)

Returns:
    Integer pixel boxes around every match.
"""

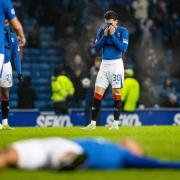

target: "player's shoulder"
[117,25,128,33]
[1,0,11,8]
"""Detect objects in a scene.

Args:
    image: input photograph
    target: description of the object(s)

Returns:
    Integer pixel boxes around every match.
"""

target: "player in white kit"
[83,10,128,130]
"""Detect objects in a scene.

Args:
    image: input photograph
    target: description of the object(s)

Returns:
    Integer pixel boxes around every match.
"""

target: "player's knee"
[113,94,121,101]
[94,92,103,100]
[1,89,9,101]
[1,95,9,101]
[112,89,121,97]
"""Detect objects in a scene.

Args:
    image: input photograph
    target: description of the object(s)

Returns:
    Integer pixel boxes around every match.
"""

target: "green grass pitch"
[0,126,180,180]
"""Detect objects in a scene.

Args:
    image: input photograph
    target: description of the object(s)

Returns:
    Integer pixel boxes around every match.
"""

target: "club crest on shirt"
[11,8,15,15]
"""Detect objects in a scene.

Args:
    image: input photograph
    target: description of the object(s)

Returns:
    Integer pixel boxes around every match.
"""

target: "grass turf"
[0,126,180,180]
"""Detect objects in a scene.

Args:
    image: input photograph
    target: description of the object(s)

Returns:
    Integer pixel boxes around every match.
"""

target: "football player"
[0,0,25,78]
[0,21,22,130]
[83,10,128,130]
[0,137,180,170]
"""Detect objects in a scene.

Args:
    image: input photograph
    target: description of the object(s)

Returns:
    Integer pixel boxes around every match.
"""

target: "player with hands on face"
[83,10,129,130]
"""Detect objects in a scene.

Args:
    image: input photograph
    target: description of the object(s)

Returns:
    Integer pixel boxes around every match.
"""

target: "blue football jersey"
[94,24,129,60]
[4,26,21,74]
[75,138,180,169]
[0,0,16,53]
[75,138,128,169]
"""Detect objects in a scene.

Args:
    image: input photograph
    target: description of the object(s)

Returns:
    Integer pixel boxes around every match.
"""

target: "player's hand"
[104,28,109,36]
[109,25,116,35]
[19,36,26,47]
[18,74,23,84]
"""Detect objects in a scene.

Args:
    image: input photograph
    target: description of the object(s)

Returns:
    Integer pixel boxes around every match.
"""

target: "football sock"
[91,120,96,125]
[2,119,8,126]
[91,93,103,123]
[113,95,121,122]
[1,98,9,125]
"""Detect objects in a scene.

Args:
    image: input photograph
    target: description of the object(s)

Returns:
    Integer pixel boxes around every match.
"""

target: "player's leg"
[82,63,109,129]
[110,88,122,130]
[82,86,106,130]
[92,86,105,124]
[0,147,18,169]
[1,87,11,129]
[110,61,124,130]
[0,54,4,129]
[0,62,13,130]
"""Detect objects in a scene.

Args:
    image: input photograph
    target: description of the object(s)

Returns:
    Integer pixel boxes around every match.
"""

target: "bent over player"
[0,22,22,130]
[83,10,128,130]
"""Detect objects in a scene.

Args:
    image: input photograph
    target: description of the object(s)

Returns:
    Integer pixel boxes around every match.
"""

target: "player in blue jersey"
[0,0,25,80]
[83,10,129,130]
[0,137,180,170]
[0,21,22,130]
[75,138,180,169]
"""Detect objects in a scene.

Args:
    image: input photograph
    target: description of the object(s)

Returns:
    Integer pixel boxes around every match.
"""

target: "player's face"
[105,19,118,26]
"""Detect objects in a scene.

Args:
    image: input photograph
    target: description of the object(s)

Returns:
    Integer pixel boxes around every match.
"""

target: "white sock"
[114,120,119,126]
[2,119,8,126]
[91,120,96,125]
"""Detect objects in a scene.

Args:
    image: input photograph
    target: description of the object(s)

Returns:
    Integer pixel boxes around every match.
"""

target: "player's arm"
[111,28,129,52]
[11,34,22,81]
[4,0,26,46]
[10,18,26,47]
[93,28,107,52]
[124,152,180,169]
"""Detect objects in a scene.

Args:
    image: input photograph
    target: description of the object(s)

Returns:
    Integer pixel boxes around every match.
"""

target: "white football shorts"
[0,61,12,87]
[11,137,84,170]
[95,59,124,89]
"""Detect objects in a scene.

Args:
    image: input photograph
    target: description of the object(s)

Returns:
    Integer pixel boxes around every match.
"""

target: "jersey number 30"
[113,74,121,82]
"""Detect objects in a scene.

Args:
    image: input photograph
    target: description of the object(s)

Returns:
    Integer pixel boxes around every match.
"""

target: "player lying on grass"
[0,21,22,130]
[0,137,180,170]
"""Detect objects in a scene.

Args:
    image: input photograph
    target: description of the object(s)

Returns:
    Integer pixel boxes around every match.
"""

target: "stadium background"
[1,1,180,179]
[11,0,180,110]
[7,0,180,126]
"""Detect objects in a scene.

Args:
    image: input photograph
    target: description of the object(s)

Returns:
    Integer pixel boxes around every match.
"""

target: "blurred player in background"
[83,10,129,130]
[0,21,22,130]
[0,137,180,170]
